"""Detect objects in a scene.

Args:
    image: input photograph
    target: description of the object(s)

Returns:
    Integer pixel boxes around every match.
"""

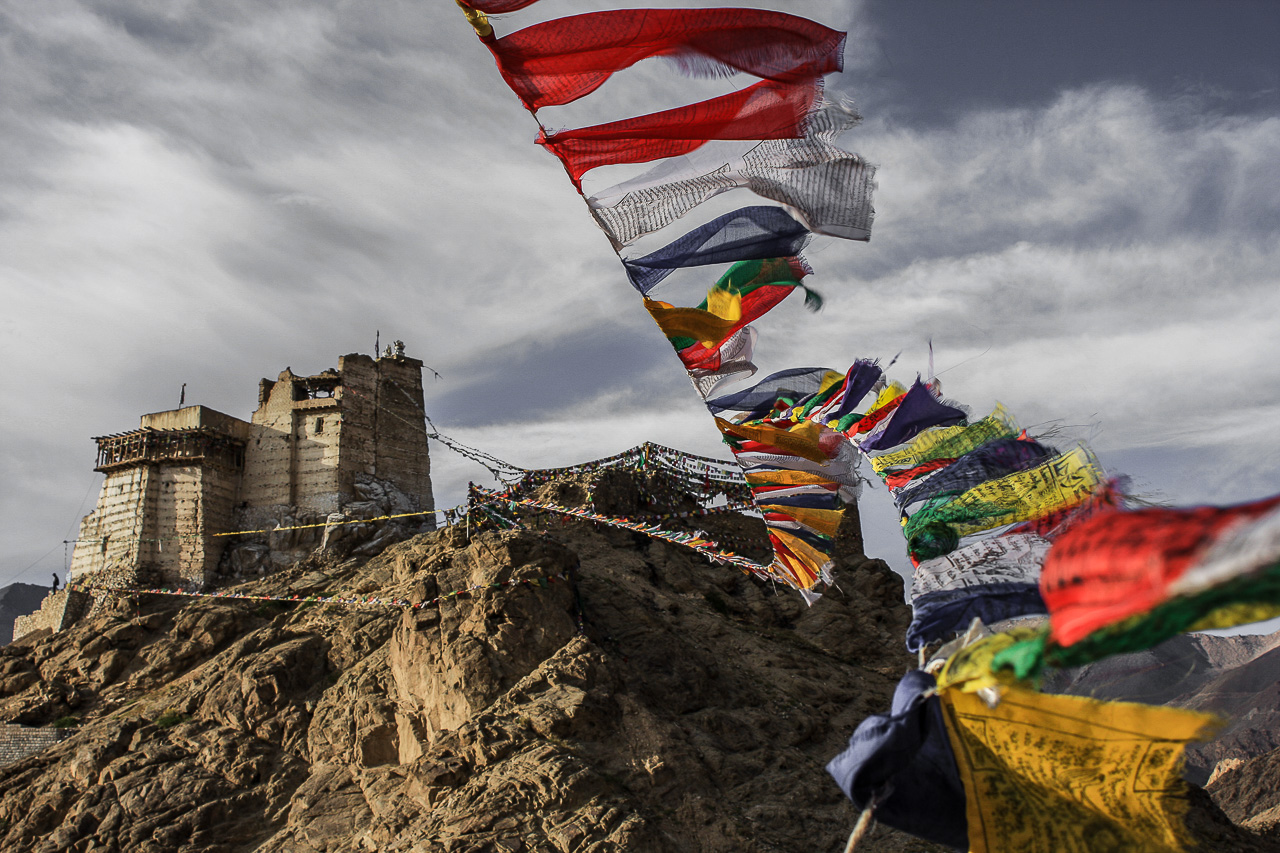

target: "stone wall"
[0,724,75,768]
[11,590,90,644]
[145,463,241,587]
[338,354,434,520]
[292,398,343,514]
[241,369,343,511]
[63,351,435,602]
[68,467,151,578]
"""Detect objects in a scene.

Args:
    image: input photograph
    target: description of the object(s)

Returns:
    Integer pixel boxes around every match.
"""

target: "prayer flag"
[940,685,1217,853]
[686,326,758,398]
[486,8,844,110]
[716,418,838,465]
[933,627,1044,694]
[904,446,1104,559]
[844,388,906,436]
[908,584,1046,653]
[706,366,838,419]
[1041,495,1280,650]
[912,533,1051,599]
[870,405,1017,475]
[815,359,883,423]
[760,503,843,537]
[646,284,795,348]
[826,670,969,850]
[859,379,966,452]
[770,528,833,586]
[883,457,955,490]
[539,79,823,187]
[895,437,1058,510]
[589,104,873,246]
[623,207,812,294]
[678,325,756,372]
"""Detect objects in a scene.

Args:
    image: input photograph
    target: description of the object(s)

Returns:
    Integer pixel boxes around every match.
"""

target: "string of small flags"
[470,487,768,572]
[67,573,570,612]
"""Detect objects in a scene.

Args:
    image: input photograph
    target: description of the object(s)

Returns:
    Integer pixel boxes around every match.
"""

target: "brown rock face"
[1,476,1266,852]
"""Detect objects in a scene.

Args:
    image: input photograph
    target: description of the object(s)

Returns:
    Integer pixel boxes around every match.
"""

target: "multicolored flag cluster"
[462,0,875,595]
[460,2,1280,849]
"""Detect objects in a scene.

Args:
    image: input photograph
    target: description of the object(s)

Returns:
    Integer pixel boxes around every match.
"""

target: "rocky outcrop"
[0,475,1272,852]
[0,487,947,852]
[1207,745,1280,840]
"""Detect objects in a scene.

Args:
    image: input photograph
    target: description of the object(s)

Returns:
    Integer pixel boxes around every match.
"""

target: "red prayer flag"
[846,393,907,436]
[669,283,797,360]
[538,78,822,187]
[485,8,845,110]
[883,458,956,490]
[1042,494,1280,647]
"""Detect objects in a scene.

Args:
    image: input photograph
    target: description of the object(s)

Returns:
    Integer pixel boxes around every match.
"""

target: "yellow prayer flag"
[643,296,742,345]
[744,470,838,487]
[934,628,1042,694]
[942,445,1105,537]
[1189,601,1280,633]
[940,685,1219,853]
[705,287,743,323]
[770,528,833,575]
[715,418,831,464]
[757,504,844,537]
[870,380,908,412]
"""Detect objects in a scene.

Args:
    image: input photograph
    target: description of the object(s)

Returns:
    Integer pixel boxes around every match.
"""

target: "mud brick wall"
[338,354,434,515]
[68,466,152,578]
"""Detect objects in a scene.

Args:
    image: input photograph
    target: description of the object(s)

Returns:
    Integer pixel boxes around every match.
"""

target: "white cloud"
[1,0,1277,592]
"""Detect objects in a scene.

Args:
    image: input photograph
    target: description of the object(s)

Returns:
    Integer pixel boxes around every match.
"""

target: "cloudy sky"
[2,0,1279,600]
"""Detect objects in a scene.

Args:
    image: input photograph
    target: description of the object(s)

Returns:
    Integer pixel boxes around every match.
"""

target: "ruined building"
[62,347,435,593]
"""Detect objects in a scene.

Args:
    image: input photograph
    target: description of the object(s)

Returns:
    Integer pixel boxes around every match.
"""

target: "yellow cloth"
[1189,601,1280,632]
[715,418,831,464]
[744,470,838,487]
[940,685,1218,853]
[770,528,832,576]
[869,381,908,413]
[870,404,1016,473]
[757,504,844,537]
[644,294,742,345]
[934,628,1041,694]
[941,445,1104,536]
[770,550,819,588]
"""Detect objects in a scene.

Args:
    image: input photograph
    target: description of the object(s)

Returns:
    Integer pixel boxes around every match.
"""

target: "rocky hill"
[1207,744,1280,842]
[0,583,52,647]
[0,472,1272,852]
[1045,629,1280,783]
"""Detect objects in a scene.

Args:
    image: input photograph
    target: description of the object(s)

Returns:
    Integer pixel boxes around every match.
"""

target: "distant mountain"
[1046,630,1280,784]
[0,583,50,646]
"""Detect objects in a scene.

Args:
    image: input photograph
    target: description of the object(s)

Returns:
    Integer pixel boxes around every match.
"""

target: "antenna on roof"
[180,383,186,407]
[374,330,380,357]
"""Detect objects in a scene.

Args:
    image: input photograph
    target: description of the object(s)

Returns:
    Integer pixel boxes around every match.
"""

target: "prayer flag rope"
[463,4,876,597]
[67,572,570,612]
[68,442,753,547]
[460,7,1280,849]
[469,487,770,574]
